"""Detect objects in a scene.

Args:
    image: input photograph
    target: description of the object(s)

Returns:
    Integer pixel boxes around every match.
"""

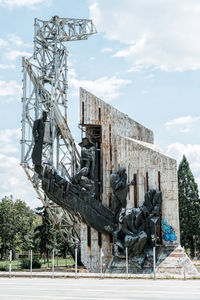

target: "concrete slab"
[0,278,200,300]
[0,270,200,279]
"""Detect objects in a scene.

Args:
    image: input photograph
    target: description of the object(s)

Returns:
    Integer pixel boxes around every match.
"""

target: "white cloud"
[165,115,200,133]
[0,38,8,47]
[167,143,200,188]
[7,34,24,46]
[114,37,147,58]
[7,34,31,48]
[146,74,155,79]
[0,0,49,8]
[0,34,31,50]
[0,154,40,208]
[142,90,149,94]
[0,64,16,69]
[69,68,131,101]
[101,47,113,53]
[0,128,21,153]
[0,35,32,66]
[0,128,40,208]
[90,0,200,71]
[0,35,31,63]
[0,80,21,98]
[127,65,144,73]
[179,128,191,134]
[5,50,31,61]
[166,115,200,128]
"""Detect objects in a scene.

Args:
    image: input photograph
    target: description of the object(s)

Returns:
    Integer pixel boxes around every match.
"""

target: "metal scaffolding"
[20,16,97,245]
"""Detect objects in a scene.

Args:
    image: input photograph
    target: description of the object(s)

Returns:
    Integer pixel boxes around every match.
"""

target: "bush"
[20,257,41,269]
[32,257,41,269]
[0,265,8,271]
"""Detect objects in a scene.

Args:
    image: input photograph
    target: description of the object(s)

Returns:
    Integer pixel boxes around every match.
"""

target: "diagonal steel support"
[21,16,97,246]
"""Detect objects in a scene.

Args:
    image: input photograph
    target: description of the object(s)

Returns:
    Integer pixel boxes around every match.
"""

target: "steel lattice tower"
[21,16,97,245]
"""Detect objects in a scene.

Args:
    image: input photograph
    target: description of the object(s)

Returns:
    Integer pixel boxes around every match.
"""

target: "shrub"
[0,265,8,271]
[32,257,41,269]
[20,257,41,269]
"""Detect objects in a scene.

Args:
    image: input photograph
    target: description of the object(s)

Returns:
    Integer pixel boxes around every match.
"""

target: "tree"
[178,155,200,257]
[0,196,15,258]
[13,199,36,251]
[34,207,57,264]
[0,196,38,258]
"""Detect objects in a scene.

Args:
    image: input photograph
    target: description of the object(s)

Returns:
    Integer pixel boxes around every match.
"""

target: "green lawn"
[0,256,74,271]
[41,256,74,268]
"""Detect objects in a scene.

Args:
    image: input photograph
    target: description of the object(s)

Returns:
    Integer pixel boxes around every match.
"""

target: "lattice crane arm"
[34,15,97,45]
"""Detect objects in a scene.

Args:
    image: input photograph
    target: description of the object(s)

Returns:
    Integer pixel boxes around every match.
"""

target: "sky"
[0,0,200,208]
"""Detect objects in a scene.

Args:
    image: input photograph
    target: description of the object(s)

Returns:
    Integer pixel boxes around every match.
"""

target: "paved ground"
[0,278,200,300]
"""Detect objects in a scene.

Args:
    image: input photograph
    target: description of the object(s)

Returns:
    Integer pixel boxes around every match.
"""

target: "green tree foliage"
[55,231,68,258]
[0,196,15,258]
[20,257,41,269]
[0,196,37,258]
[34,207,57,263]
[0,197,73,262]
[13,199,36,251]
[178,155,200,257]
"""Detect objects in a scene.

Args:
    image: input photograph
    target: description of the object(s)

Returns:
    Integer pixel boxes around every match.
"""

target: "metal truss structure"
[21,16,97,246]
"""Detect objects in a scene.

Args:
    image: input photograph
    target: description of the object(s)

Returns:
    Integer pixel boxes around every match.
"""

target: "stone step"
[156,245,199,276]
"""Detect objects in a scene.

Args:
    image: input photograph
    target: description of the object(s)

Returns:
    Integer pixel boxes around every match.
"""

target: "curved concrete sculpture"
[41,166,116,234]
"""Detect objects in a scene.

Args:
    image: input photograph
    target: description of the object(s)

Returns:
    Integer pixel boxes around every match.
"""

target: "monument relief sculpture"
[79,137,96,180]
[111,167,135,223]
[22,16,185,275]
[113,188,162,269]
[31,111,48,177]
[32,134,116,234]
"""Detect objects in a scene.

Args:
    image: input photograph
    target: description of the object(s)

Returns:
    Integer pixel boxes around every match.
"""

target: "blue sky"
[0,0,200,207]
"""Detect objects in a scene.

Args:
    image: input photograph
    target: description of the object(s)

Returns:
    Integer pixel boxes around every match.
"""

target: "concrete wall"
[80,223,113,272]
[80,88,154,143]
[117,136,180,243]
[80,88,179,272]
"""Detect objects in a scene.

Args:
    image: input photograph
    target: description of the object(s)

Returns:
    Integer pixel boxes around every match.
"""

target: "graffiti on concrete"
[162,218,177,242]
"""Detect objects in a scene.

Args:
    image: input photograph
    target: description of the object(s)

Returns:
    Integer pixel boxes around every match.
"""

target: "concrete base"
[157,244,199,276]
[106,244,199,276]
[106,256,153,274]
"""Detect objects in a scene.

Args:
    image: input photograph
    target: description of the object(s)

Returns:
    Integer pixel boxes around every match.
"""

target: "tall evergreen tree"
[178,155,200,257]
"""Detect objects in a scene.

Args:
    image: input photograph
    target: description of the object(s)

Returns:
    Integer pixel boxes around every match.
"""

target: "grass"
[41,256,74,268]
[0,259,20,271]
[0,256,74,271]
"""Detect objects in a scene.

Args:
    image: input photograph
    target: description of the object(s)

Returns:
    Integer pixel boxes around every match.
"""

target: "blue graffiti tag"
[162,218,177,242]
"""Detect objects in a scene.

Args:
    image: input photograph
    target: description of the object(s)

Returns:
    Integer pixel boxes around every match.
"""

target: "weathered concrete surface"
[80,87,154,144]
[79,88,180,273]
[119,136,180,243]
